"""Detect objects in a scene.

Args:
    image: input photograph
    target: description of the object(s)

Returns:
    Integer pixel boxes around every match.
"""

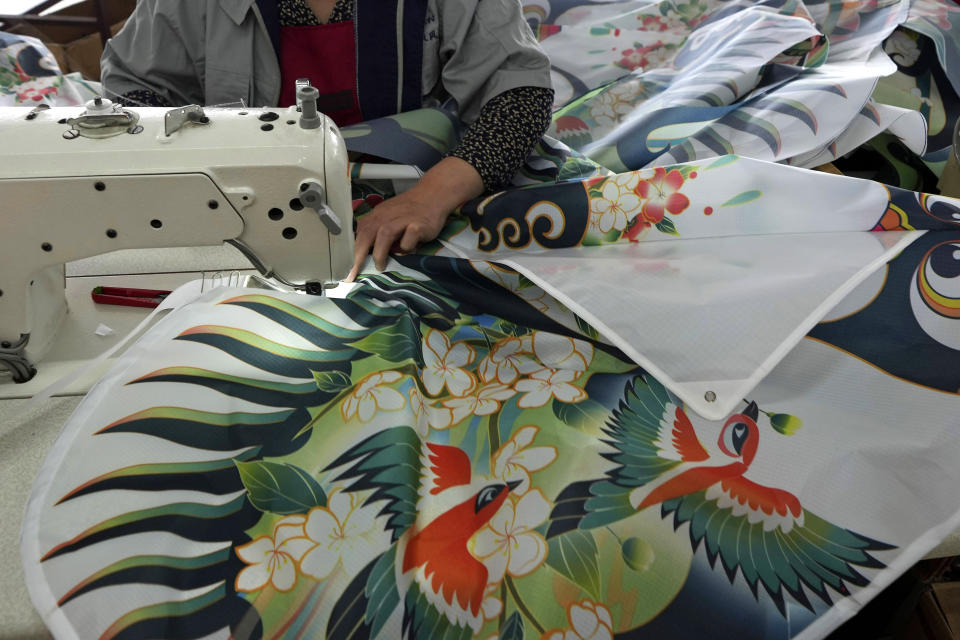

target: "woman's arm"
[348,156,483,280]
[347,84,554,280]
[431,0,553,124]
[449,86,555,191]
[347,0,554,279]
[100,0,205,106]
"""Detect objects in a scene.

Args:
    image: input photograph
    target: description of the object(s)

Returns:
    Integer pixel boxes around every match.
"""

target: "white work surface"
[2,246,959,639]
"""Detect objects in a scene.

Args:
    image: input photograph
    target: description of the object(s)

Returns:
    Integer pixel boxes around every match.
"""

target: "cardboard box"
[902,582,960,640]
[42,19,126,81]
[4,0,136,81]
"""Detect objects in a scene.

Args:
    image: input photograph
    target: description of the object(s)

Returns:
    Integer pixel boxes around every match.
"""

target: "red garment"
[279,22,362,126]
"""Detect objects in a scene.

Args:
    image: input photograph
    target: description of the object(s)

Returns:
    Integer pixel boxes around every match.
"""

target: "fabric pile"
[13,2,960,639]
[0,32,99,106]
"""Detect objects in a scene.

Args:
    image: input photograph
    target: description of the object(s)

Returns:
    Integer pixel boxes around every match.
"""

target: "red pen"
[91,286,171,308]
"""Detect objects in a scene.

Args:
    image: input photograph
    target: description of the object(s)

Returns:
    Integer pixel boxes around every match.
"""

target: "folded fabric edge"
[445,230,925,421]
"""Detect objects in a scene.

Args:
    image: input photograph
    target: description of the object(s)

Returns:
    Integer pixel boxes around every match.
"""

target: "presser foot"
[0,334,37,383]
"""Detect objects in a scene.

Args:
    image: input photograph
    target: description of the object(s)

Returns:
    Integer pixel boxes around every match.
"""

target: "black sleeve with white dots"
[450,86,555,191]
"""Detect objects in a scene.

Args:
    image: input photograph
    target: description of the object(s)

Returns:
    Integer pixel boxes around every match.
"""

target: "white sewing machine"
[0,86,354,383]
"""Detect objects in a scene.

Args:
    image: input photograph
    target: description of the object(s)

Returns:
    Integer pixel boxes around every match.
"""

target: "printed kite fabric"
[16,1,960,640]
[0,32,99,107]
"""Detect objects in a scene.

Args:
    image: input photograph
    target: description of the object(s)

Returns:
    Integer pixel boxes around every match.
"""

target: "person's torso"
[200,0,442,112]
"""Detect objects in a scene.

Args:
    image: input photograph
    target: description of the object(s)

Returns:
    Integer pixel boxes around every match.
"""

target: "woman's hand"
[347,156,484,281]
[347,190,448,279]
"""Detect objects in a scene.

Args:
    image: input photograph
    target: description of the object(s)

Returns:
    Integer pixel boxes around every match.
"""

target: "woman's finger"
[349,215,380,280]
[372,223,402,271]
[399,222,424,253]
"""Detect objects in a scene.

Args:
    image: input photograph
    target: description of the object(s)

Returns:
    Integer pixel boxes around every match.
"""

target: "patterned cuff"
[450,86,555,191]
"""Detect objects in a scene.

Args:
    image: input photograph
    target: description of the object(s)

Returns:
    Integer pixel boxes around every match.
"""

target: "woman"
[100,0,554,279]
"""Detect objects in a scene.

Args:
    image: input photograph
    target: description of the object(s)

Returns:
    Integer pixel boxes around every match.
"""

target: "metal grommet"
[704,391,717,402]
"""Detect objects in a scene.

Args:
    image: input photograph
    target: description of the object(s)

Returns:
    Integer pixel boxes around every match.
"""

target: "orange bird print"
[401,442,519,630]
[324,427,520,639]
[548,375,894,615]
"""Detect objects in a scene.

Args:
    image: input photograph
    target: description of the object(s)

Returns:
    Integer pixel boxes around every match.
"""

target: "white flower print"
[234,515,312,593]
[542,600,615,640]
[589,176,641,234]
[421,329,477,397]
[408,385,451,436]
[299,488,388,579]
[472,489,551,583]
[530,332,594,372]
[442,382,517,425]
[478,337,540,384]
[340,370,406,423]
[589,81,641,129]
[641,42,676,69]
[492,425,558,495]
[481,584,503,622]
[515,369,588,408]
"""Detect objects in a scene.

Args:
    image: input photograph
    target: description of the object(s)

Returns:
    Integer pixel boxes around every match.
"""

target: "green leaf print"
[546,529,602,599]
[235,460,327,515]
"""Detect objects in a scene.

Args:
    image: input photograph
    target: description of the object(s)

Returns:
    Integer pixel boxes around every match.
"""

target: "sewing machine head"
[0,86,353,382]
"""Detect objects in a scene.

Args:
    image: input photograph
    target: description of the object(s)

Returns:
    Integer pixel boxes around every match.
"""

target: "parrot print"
[548,375,895,615]
[23,256,928,639]
[324,427,521,639]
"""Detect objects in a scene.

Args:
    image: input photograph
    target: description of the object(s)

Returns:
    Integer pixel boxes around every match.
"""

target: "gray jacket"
[101,0,552,123]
